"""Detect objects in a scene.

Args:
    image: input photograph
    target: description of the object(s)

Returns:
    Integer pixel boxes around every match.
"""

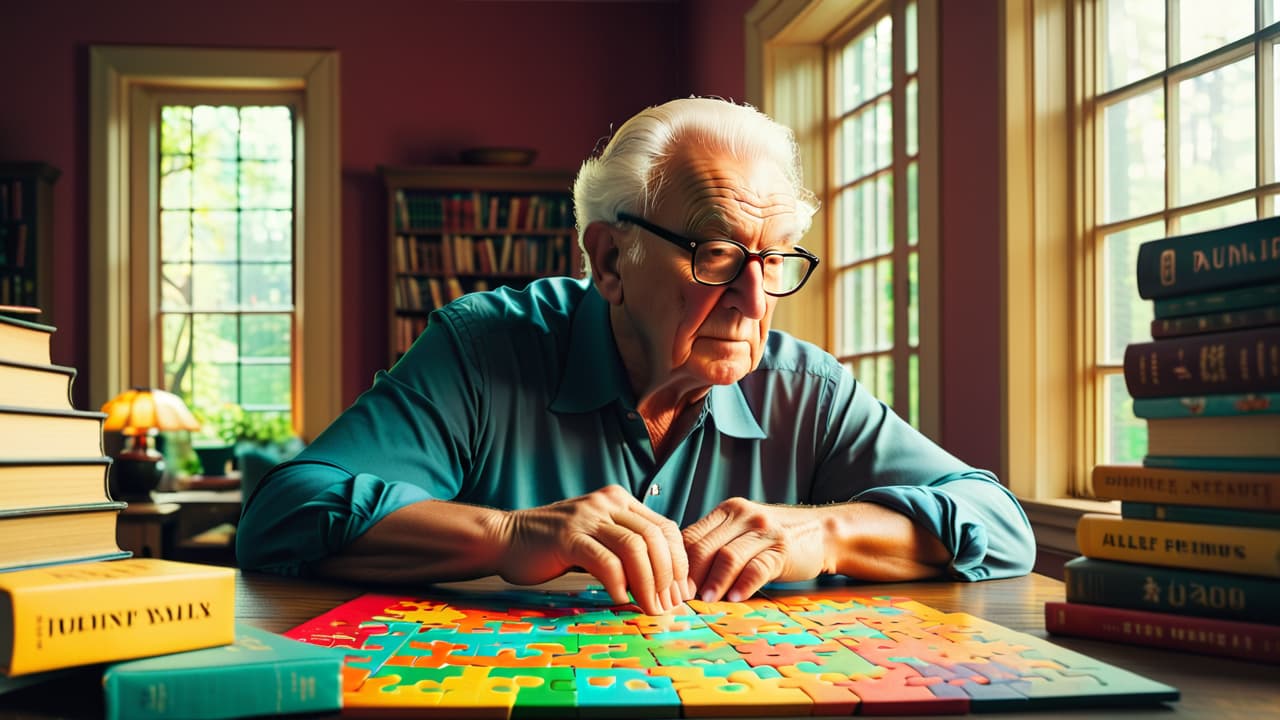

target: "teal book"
[102,623,343,720]
[1121,501,1280,529]
[1132,392,1280,419]
[1064,556,1280,626]
[1144,455,1280,472]
[1153,280,1280,319]
[1136,215,1280,299]
[1150,302,1280,338]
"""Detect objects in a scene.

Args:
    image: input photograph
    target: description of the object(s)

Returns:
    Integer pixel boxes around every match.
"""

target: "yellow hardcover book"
[0,558,235,676]
[0,459,113,511]
[0,503,128,572]
[1091,464,1280,511]
[1076,513,1280,578]
[0,315,52,367]
[0,360,74,411]
[0,407,104,458]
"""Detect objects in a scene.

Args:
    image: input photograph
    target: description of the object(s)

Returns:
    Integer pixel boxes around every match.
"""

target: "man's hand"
[682,498,832,603]
[496,485,689,615]
[683,499,952,603]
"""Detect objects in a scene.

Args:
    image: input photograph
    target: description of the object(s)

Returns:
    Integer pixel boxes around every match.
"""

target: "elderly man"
[237,98,1034,615]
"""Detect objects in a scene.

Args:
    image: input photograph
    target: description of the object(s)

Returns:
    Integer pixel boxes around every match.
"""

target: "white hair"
[572,97,818,269]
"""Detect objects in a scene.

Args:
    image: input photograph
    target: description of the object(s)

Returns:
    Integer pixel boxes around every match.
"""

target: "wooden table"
[5,572,1276,718]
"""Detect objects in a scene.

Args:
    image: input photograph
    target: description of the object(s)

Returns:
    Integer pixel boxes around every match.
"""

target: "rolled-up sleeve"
[810,366,1035,581]
[236,309,482,576]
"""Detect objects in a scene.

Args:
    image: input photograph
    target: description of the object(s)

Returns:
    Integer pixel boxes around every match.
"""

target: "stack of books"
[0,311,341,718]
[1045,216,1280,665]
[0,311,128,571]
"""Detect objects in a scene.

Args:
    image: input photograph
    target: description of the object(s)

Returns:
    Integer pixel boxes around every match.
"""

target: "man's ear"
[583,220,624,304]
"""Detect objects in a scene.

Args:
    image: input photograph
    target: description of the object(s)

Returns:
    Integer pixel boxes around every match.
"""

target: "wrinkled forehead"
[653,143,803,240]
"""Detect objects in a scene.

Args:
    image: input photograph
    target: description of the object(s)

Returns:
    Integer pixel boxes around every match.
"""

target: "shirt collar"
[550,286,767,440]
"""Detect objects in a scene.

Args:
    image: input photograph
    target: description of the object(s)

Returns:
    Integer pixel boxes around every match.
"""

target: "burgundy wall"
[0,0,1005,474]
[937,0,1003,472]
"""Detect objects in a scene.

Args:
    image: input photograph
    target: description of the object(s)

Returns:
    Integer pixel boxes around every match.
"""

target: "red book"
[1123,326,1280,398]
[1045,601,1280,664]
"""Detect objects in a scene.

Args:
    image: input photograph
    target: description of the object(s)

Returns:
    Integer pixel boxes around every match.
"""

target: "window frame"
[89,46,342,441]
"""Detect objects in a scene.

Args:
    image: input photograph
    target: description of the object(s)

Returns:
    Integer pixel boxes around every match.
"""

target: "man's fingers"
[698,530,783,602]
[621,501,691,603]
[566,533,631,607]
[594,523,663,614]
[611,511,676,606]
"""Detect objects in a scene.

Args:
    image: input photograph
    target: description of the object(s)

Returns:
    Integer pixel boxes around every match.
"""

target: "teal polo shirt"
[236,277,1034,581]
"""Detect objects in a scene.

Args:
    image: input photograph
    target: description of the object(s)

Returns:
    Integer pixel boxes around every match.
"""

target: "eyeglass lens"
[692,241,809,294]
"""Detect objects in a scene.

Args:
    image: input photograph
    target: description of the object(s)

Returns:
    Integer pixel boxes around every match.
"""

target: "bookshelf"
[380,165,581,363]
[0,163,59,316]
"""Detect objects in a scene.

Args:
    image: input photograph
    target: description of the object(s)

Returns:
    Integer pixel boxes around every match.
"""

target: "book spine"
[1143,455,1280,473]
[1136,216,1280,300]
[1045,601,1280,664]
[104,657,341,720]
[1075,514,1280,578]
[1154,281,1280,319]
[1150,303,1280,338]
[6,573,235,675]
[1122,326,1280,398]
[1121,501,1280,529]
[1132,392,1280,418]
[1064,557,1280,625]
[1091,464,1280,510]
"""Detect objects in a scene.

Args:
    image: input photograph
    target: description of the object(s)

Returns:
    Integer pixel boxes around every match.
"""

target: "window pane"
[192,158,239,209]
[1177,57,1256,207]
[836,269,858,357]
[191,263,238,310]
[1102,222,1162,364]
[906,79,918,157]
[239,106,293,160]
[1176,0,1253,63]
[875,174,893,255]
[876,354,894,407]
[192,210,237,262]
[241,314,291,358]
[838,100,892,183]
[192,106,239,160]
[1177,199,1256,234]
[1104,372,1146,465]
[160,162,192,210]
[241,361,290,408]
[1102,89,1165,223]
[240,263,293,309]
[1102,0,1164,91]
[908,250,919,347]
[161,106,191,156]
[160,262,193,312]
[161,210,192,262]
[240,160,293,210]
[161,313,193,397]
[242,210,292,262]
[835,182,886,264]
[909,353,919,429]
[905,1,918,75]
[837,17,892,112]
[194,314,239,364]
[877,257,894,349]
[907,161,918,246]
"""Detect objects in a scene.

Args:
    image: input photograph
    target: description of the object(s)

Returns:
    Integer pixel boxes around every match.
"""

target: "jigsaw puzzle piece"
[488,667,577,719]
[650,638,741,666]
[576,668,681,718]
[832,663,970,715]
[653,666,814,718]
[775,665,862,716]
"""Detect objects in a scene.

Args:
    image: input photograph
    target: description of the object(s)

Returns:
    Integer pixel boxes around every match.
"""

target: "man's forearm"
[816,501,951,581]
[313,500,511,584]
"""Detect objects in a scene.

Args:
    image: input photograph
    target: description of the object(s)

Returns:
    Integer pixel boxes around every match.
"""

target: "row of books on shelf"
[0,223,30,266]
[0,178,25,223]
[0,272,36,307]
[396,275,493,314]
[394,189,573,233]
[0,313,344,717]
[1046,215,1280,665]
[393,315,430,359]
[395,232,573,277]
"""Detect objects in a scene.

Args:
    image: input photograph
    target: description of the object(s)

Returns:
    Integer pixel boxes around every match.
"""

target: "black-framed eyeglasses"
[616,212,820,297]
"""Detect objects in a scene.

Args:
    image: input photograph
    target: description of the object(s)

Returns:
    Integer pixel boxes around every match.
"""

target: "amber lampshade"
[101,388,200,500]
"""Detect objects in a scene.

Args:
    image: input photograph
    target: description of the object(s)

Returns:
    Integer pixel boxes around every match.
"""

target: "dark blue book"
[1121,501,1280,529]
[1154,281,1280,319]
[1137,216,1280,300]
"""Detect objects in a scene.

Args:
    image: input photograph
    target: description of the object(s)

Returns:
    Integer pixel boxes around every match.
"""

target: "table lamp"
[101,387,201,501]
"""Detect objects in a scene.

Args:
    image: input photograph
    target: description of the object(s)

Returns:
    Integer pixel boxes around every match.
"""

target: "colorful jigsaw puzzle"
[284,582,1178,717]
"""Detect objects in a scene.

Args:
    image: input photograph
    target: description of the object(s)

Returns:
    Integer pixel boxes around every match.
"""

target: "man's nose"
[724,257,768,320]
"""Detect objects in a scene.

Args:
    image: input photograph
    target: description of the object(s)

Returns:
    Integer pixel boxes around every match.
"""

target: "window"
[1003,1,1279,502]
[89,47,342,441]
[1091,2,1279,473]
[748,0,940,439]
[157,102,296,432]
[829,1,923,428]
